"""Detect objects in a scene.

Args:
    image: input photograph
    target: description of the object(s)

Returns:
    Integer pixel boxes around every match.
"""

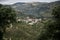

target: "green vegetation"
[0,4,16,40]
[4,21,45,40]
[38,5,60,40]
[0,1,60,40]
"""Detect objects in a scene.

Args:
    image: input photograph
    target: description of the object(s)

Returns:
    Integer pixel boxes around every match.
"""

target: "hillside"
[3,1,60,40]
[11,1,60,18]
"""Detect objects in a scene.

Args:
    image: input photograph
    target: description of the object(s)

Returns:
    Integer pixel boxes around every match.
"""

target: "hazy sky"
[0,0,59,4]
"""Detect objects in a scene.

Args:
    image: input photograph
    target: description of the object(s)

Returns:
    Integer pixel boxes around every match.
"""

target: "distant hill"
[11,1,60,18]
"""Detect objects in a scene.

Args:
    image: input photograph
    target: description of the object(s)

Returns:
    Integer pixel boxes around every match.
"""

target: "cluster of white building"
[17,17,42,25]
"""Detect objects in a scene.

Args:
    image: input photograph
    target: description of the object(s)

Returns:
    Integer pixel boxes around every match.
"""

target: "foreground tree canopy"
[38,5,60,40]
[52,5,60,40]
[0,4,16,40]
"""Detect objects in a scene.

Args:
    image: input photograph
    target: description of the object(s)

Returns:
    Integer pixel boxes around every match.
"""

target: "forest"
[0,2,60,40]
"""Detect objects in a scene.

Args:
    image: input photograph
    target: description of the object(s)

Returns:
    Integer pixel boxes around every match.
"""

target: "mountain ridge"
[11,1,60,18]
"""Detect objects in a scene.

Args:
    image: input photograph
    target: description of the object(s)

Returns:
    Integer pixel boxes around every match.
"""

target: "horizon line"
[0,1,59,5]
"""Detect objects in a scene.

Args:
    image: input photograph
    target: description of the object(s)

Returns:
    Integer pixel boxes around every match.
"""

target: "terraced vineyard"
[4,21,47,40]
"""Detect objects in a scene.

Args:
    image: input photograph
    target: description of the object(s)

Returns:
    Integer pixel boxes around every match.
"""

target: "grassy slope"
[4,21,47,40]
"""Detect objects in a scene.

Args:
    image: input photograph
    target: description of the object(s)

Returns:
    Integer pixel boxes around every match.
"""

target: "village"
[17,17,42,25]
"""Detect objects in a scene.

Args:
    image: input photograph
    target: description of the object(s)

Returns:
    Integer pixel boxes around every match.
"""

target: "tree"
[0,4,16,40]
[38,20,55,40]
[52,5,60,40]
[38,5,60,40]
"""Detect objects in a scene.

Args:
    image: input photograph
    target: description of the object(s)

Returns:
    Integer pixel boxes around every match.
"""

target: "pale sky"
[0,0,59,4]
